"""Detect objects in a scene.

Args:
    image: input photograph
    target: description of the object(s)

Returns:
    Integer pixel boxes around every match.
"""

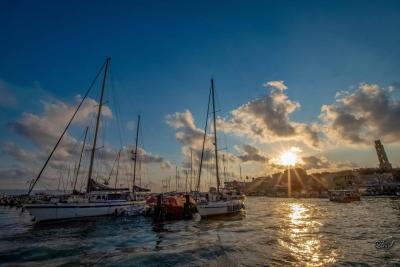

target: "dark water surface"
[0,197,399,266]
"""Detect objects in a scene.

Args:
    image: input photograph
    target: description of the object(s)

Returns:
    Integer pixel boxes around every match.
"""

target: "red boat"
[146,193,197,220]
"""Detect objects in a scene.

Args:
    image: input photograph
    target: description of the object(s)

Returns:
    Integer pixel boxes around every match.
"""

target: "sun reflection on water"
[278,202,338,266]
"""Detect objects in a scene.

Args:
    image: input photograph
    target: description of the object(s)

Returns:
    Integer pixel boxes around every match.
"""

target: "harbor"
[0,196,399,266]
[1,1,400,266]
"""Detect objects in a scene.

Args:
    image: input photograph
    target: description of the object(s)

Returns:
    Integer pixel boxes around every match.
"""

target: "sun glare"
[279,150,299,166]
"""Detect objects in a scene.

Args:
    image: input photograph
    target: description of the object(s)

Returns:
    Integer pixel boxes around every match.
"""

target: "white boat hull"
[197,199,245,217]
[24,201,144,222]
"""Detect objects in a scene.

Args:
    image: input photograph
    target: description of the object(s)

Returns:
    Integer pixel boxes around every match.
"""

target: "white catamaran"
[196,79,245,217]
[24,58,146,222]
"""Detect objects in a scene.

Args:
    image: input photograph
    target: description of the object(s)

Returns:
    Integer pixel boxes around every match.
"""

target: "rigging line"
[87,57,110,192]
[73,126,88,192]
[138,115,146,164]
[196,83,212,192]
[101,115,108,179]
[107,150,120,184]
[114,149,121,189]
[137,116,149,187]
[122,150,131,188]
[139,120,145,149]
[27,61,106,195]
[212,82,230,168]
[132,115,141,189]
[79,149,90,192]
[108,69,119,143]
[109,67,125,149]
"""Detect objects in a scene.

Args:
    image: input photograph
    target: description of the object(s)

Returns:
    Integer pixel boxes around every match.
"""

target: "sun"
[279,150,299,166]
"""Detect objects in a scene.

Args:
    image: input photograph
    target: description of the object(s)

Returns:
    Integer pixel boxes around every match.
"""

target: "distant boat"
[24,58,145,222]
[195,79,245,217]
[329,189,361,203]
[328,173,361,203]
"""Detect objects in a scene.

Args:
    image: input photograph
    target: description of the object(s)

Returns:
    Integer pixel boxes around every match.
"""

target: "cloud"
[0,168,35,188]
[10,96,112,148]
[136,148,172,169]
[320,83,400,145]
[299,156,358,171]
[165,110,205,149]
[300,156,331,170]
[1,96,170,190]
[165,110,240,171]
[219,81,319,148]
[266,151,358,172]
[0,80,17,108]
[263,80,288,91]
[236,144,269,163]
[335,161,359,169]
[126,120,136,131]
[165,110,213,161]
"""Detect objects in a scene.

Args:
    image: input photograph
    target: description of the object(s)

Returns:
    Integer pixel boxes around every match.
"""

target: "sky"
[1,0,400,191]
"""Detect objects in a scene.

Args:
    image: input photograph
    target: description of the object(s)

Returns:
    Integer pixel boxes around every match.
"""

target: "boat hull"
[197,199,245,217]
[329,190,361,203]
[24,201,144,222]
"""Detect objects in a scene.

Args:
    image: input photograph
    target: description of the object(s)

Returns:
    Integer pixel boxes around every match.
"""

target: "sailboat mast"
[211,79,220,193]
[132,115,141,189]
[87,57,110,193]
[73,126,88,193]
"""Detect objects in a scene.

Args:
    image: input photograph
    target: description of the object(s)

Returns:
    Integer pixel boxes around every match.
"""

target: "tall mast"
[73,126,88,193]
[87,57,111,193]
[132,115,141,190]
[211,79,220,193]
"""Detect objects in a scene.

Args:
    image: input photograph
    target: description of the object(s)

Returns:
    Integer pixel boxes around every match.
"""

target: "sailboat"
[130,114,152,201]
[196,79,245,217]
[24,58,144,222]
